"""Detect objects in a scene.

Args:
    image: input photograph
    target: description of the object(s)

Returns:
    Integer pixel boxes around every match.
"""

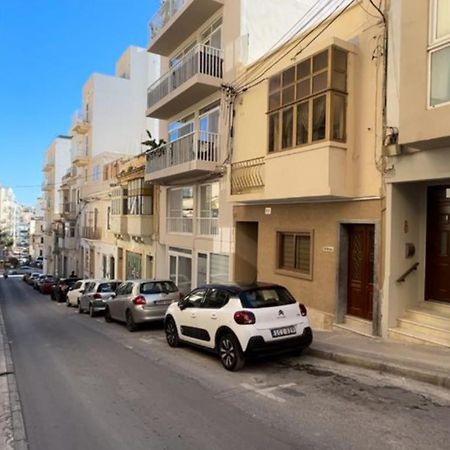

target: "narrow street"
[1,277,449,450]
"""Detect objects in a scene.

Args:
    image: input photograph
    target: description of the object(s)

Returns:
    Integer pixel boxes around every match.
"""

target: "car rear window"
[140,281,178,295]
[240,287,297,308]
[98,282,120,293]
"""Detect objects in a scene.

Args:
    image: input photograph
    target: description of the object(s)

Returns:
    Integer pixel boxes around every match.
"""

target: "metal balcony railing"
[148,0,187,41]
[72,110,89,128]
[147,44,223,109]
[81,227,102,240]
[231,157,265,195]
[71,146,89,162]
[197,217,218,235]
[146,131,219,174]
[167,217,193,234]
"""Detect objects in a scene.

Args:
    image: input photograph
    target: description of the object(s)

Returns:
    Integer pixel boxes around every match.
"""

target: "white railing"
[148,0,187,41]
[71,110,89,128]
[146,131,219,174]
[197,217,218,235]
[71,146,88,162]
[147,44,223,108]
[167,217,193,234]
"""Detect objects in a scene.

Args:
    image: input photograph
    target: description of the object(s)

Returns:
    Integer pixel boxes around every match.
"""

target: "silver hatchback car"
[105,279,181,331]
[78,280,122,317]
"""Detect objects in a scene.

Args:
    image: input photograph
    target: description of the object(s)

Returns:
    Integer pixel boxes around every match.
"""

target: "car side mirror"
[79,290,85,294]
[178,301,188,310]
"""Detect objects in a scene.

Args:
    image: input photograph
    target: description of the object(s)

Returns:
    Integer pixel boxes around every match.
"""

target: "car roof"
[195,282,285,294]
[95,280,122,284]
[127,279,174,283]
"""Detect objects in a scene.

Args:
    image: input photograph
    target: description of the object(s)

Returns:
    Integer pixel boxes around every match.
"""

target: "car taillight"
[234,311,256,325]
[133,296,146,305]
[93,293,102,299]
[299,303,307,316]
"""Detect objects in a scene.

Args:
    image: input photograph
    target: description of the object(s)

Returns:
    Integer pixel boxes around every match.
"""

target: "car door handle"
[211,313,217,320]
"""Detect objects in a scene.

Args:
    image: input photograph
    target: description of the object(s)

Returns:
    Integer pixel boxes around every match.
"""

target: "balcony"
[58,237,76,251]
[145,131,220,184]
[71,110,90,134]
[230,143,349,202]
[71,147,89,167]
[81,227,102,240]
[148,0,224,56]
[41,181,52,191]
[110,215,127,237]
[127,215,154,238]
[60,202,77,220]
[43,161,54,172]
[147,44,223,119]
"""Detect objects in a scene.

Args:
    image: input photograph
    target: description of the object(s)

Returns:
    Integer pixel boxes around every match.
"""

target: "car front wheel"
[218,332,245,371]
[165,317,180,347]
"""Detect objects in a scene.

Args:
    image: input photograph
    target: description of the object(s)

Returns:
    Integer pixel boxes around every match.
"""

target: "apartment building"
[29,197,45,260]
[383,0,450,346]
[144,0,318,293]
[229,1,385,332]
[61,46,160,279]
[42,135,72,275]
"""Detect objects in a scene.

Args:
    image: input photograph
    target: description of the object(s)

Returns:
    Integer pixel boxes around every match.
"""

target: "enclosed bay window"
[268,46,347,152]
[127,178,152,215]
[429,0,450,107]
[111,187,127,216]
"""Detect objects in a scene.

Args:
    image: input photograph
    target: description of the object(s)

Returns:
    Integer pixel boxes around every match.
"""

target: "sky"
[0,0,159,206]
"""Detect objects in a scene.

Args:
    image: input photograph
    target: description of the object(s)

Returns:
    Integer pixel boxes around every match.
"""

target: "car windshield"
[140,281,178,295]
[98,282,120,293]
[240,287,297,308]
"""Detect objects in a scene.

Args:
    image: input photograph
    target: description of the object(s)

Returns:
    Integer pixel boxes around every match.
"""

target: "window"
[203,288,229,309]
[197,252,229,285]
[277,231,313,278]
[92,165,100,182]
[167,187,193,233]
[201,18,222,49]
[106,207,111,230]
[268,47,347,151]
[198,183,219,235]
[126,251,142,279]
[127,178,152,215]
[111,187,127,215]
[429,0,450,106]
[185,289,207,308]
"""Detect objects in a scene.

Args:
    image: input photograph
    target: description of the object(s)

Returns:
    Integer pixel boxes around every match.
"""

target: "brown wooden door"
[425,186,450,303]
[347,224,374,320]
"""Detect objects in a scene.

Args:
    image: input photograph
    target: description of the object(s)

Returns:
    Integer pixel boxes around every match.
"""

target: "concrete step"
[388,327,450,348]
[334,315,373,337]
[417,301,450,317]
[404,309,450,330]
[397,318,450,344]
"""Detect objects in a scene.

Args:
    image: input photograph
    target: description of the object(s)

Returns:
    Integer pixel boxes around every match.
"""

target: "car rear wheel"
[77,301,83,314]
[218,332,245,371]
[104,307,113,323]
[165,317,180,347]
[89,304,96,318]
[126,310,137,332]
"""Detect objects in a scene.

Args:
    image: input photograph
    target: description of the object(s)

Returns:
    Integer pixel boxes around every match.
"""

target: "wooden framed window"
[267,46,347,151]
[276,231,313,279]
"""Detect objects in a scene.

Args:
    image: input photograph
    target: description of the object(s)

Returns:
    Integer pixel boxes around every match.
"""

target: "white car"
[66,279,97,307]
[164,283,313,371]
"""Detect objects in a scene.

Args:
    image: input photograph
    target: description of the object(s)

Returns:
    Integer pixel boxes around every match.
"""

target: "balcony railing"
[231,157,265,195]
[146,131,219,174]
[60,202,77,217]
[71,146,89,165]
[167,217,193,234]
[147,44,223,109]
[71,110,90,133]
[197,217,218,235]
[81,227,102,240]
[148,0,186,42]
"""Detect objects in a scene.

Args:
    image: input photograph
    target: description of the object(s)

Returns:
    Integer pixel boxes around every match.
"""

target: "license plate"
[271,326,296,338]
[154,299,172,306]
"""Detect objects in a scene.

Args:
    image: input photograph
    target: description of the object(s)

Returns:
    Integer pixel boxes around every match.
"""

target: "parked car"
[10,266,33,275]
[34,274,47,290]
[38,275,56,294]
[164,283,313,371]
[105,279,181,331]
[51,277,81,302]
[27,273,41,286]
[78,280,122,316]
[66,279,96,307]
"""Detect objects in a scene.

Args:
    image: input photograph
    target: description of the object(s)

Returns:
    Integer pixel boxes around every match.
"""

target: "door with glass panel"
[197,183,219,235]
[168,115,194,166]
[169,252,192,295]
[198,106,219,162]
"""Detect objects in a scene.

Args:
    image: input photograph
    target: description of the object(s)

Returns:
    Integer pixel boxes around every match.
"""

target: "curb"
[0,304,28,450]
[307,346,450,390]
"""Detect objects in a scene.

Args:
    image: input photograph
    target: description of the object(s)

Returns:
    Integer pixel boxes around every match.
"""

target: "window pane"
[332,71,346,91]
[313,50,328,72]
[295,235,311,273]
[430,46,450,106]
[210,254,229,284]
[268,112,280,152]
[296,102,309,145]
[269,74,281,92]
[333,48,347,72]
[332,94,346,141]
[312,72,328,93]
[282,67,295,85]
[269,92,280,110]
[296,79,310,99]
[197,253,207,286]
[281,234,295,268]
[436,0,450,39]
[282,107,293,148]
[297,59,311,79]
[282,85,295,105]
[312,95,327,141]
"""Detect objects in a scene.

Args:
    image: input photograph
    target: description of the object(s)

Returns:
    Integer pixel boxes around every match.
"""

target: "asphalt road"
[1,277,450,450]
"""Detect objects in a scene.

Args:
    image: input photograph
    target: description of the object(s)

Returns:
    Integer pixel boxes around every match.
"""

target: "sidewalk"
[307,328,450,389]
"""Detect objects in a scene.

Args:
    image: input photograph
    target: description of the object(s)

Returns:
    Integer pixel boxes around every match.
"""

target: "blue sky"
[0,0,159,206]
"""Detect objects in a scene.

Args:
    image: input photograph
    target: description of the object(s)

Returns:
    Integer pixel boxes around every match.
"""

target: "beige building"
[383,0,450,346]
[229,2,385,332]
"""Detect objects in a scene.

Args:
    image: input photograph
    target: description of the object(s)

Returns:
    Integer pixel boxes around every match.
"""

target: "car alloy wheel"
[165,317,180,347]
[104,307,113,323]
[126,311,137,332]
[218,333,245,371]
